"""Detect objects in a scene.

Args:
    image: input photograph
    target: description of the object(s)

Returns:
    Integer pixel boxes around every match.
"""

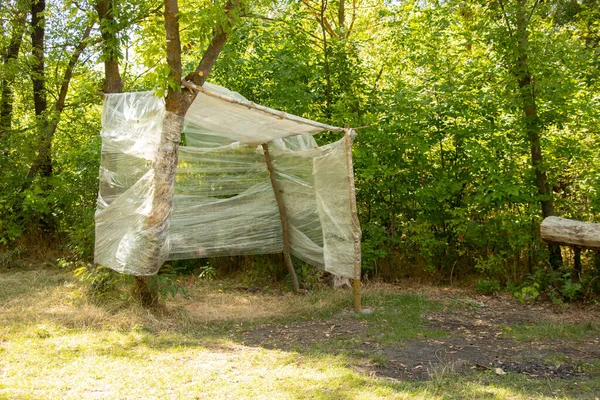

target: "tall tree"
[95,0,125,94]
[27,1,95,180]
[131,0,241,305]
[300,0,361,119]
[94,0,154,299]
[29,0,47,155]
[495,0,563,268]
[0,0,28,138]
[27,35,94,179]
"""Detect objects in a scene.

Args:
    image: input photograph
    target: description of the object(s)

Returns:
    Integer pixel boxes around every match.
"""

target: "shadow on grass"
[1,267,599,399]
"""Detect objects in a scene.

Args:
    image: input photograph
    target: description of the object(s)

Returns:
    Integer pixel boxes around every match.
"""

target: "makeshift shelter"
[94,83,361,291]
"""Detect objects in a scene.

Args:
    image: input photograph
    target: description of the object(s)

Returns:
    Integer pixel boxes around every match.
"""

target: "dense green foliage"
[1,0,599,298]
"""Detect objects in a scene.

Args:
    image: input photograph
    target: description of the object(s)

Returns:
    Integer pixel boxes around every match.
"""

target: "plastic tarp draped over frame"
[94,83,360,278]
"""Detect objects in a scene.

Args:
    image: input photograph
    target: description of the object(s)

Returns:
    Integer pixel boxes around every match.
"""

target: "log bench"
[540,216,600,276]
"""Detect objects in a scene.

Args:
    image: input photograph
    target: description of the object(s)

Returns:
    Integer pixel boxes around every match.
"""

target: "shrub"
[476,279,501,295]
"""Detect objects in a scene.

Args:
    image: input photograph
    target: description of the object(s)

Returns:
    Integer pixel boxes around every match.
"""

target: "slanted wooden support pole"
[344,126,362,312]
[261,142,300,294]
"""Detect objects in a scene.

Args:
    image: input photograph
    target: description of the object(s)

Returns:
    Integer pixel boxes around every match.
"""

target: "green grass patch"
[579,360,600,376]
[4,325,599,400]
[359,291,447,343]
[505,320,600,341]
[296,291,447,357]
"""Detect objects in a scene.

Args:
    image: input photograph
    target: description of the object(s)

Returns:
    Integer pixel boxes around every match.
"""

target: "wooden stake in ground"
[344,126,361,312]
[261,142,300,294]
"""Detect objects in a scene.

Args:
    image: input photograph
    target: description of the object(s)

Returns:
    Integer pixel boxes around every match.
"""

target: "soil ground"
[238,286,600,382]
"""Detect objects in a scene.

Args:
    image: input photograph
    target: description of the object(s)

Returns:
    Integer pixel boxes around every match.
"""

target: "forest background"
[1,0,599,302]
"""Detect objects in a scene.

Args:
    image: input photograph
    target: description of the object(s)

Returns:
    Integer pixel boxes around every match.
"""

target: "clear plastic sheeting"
[313,142,357,277]
[268,136,326,268]
[94,83,360,278]
[94,93,165,275]
[169,145,282,259]
[185,83,336,146]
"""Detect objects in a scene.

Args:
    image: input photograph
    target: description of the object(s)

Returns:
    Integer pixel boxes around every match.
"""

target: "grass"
[359,290,447,342]
[1,267,600,399]
[505,320,600,341]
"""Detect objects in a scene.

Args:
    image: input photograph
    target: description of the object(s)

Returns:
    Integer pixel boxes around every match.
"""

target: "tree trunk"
[136,0,239,279]
[95,0,124,94]
[27,23,93,180]
[30,0,47,119]
[134,276,159,307]
[338,0,345,32]
[574,247,581,279]
[0,4,27,138]
[512,0,562,269]
[93,0,161,305]
[29,0,50,177]
[95,0,125,203]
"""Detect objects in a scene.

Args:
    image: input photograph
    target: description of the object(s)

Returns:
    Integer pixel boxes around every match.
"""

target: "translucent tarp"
[185,83,335,146]
[94,83,360,278]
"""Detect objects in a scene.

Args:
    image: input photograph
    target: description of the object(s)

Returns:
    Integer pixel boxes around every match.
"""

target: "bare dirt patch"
[241,287,600,381]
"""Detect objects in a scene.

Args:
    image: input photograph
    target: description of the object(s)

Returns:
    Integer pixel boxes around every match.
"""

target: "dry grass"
[176,280,350,324]
[0,269,351,338]
[0,268,409,399]
[1,267,599,399]
[0,269,150,333]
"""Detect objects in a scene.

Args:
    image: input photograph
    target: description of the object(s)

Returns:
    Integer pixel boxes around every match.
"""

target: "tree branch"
[300,0,336,38]
[496,0,515,39]
[527,0,540,25]
[345,0,357,39]
[0,2,27,135]
[245,13,323,48]
[55,23,93,113]
[186,0,240,87]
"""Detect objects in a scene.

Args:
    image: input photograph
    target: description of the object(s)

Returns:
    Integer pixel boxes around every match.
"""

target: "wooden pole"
[344,126,362,312]
[261,142,300,294]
